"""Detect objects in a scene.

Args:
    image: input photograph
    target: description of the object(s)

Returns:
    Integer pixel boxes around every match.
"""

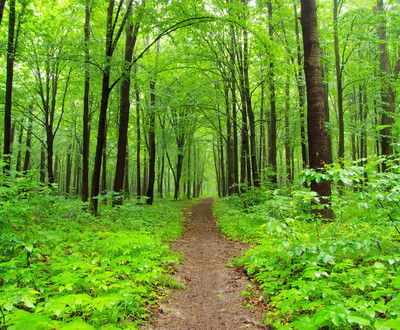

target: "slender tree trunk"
[294,3,308,167]
[101,123,108,201]
[333,0,344,162]
[267,1,277,185]
[90,0,115,214]
[300,0,335,219]
[90,0,133,213]
[15,124,23,173]
[375,0,395,171]
[124,148,130,196]
[0,0,6,26]
[81,1,91,202]
[3,0,16,173]
[113,23,134,205]
[146,80,156,204]
[243,24,259,187]
[230,24,239,194]
[187,144,191,199]
[136,75,141,199]
[65,137,73,194]
[23,116,33,173]
[225,83,234,195]
[284,71,292,183]
[40,145,46,183]
[114,3,143,205]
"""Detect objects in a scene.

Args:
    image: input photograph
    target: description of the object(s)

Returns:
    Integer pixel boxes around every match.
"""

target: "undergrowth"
[0,173,187,329]
[214,157,400,329]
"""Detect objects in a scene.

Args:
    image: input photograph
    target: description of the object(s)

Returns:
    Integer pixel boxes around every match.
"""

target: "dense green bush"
[214,157,400,329]
[0,175,186,329]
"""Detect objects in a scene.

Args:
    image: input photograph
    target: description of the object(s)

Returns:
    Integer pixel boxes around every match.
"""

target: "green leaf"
[348,315,371,326]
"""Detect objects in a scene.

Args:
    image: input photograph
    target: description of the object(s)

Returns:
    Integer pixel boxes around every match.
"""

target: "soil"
[147,197,268,329]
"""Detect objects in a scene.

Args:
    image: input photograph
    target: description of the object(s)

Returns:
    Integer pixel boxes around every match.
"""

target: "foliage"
[214,157,400,329]
[0,175,186,329]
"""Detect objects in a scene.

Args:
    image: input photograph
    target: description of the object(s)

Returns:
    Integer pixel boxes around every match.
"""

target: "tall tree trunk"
[267,1,277,185]
[243,22,260,187]
[230,23,239,193]
[3,0,16,173]
[146,80,156,204]
[113,2,143,205]
[294,2,308,167]
[375,0,395,171]
[40,145,46,184]
[23,115,33,173]
[65,137,73,194]
[300,0,335,219]
[15,124,23,173]
[333,0,344,162]
[187,144,191,199]
[0,0,6,26]
[136,75,141,199]
[284,70,292,183]
[225,83,235,195]
[113,23,134,205]
[90,0,133,214]
[101,123,108,201]
[81,0,91,202]
[124,148,130,196]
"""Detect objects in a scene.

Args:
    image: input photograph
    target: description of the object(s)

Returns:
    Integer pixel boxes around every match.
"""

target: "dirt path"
[149,197,267,329]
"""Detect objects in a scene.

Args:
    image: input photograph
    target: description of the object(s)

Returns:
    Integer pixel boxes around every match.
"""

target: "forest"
[1,0,400,328]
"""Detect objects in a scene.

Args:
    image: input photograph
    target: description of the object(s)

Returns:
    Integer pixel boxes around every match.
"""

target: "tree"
[81,0,92,203]
[90,0,133,214]
[113,1,144,205]
[300,0,335,219]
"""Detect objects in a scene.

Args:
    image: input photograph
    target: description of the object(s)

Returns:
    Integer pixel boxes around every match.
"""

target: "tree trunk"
[90,0,133,213]
[136,75,141,199]
[113,3,143,205]
[146,80,156,205]
[81,0,91,203]
[15,124,23,173]
[294,3,308,167]
[40,145,46,184]
[375,0,395,171]
[23,116,33,173]
[334,0,344,162]
[267,1,277,185]
[284,71,292,183]
[243,24,260,187]
[3,0,16,173]
[0,0,6,26]
[101,123,108,201]
[113,22,134,205]
[300,0,335,219]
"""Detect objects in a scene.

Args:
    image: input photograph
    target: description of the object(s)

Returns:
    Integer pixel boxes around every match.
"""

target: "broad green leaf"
[348,315,371,326]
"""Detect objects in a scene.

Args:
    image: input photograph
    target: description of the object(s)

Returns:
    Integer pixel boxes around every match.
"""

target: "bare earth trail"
[149,197,268,329]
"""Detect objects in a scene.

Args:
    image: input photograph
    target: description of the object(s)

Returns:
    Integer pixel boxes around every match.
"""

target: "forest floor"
[147,197,268,329]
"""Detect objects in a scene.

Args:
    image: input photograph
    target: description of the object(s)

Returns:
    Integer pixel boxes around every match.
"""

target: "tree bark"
[300,0,335,219]
[375,0,395,171]
[146,80,156,204]
[23,116,33,173]
[90,0,133,214]
[0,0,6,26]
[294,2,308,167]
[113,2,143,205]
[81,0,91,202]
[3,0,16,173]
[267,1,277,185]
[333,0,344,162]
[243,22,260,187]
